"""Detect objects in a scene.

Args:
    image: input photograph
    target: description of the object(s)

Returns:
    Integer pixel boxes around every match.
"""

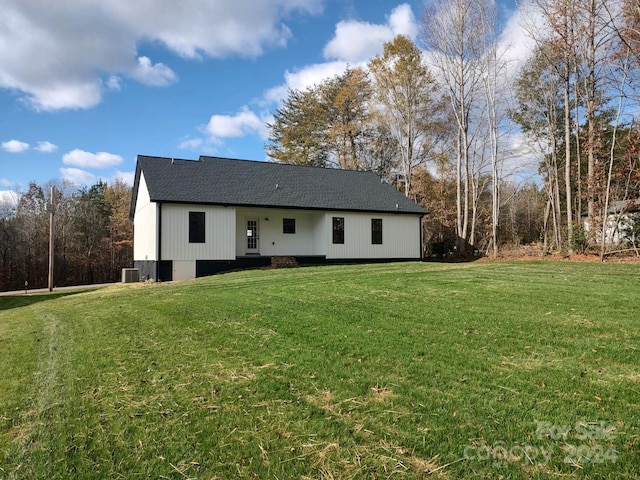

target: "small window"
[332,217,344,244]
[189,211,205,243]
[283,218,296,234]
[371,218,383,244]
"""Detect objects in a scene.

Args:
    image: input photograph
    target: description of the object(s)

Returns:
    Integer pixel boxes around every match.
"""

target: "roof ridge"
[198,155,378,174]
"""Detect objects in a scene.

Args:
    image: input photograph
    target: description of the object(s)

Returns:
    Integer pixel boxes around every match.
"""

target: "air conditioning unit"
[122,268,140,283]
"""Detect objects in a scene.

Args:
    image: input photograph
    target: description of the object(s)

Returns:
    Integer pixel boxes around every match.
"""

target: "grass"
[0,261,639,479]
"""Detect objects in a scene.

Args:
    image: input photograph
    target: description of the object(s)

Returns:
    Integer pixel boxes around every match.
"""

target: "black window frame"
[283,218,296,234]
[189,211,206,243]
[371,218,383,245]
[332,217,345,244]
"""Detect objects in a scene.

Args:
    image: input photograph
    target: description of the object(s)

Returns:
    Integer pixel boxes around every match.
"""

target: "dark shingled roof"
[130,155,426,219]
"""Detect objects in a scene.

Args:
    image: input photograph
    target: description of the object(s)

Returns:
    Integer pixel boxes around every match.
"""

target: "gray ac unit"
[122,268,140,283]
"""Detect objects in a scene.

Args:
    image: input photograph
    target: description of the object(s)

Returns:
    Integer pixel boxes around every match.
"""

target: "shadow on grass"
[422,254,482,263]
[0,289,97,311]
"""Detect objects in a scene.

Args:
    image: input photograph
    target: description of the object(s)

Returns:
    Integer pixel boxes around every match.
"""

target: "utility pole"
[47,186,55,292]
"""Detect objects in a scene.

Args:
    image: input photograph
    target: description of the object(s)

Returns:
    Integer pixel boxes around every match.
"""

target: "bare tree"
[512,41,565,251]
[421,0,488,252]
[477,0,509,257]
[572,0,623,244]
[521,0,580,251]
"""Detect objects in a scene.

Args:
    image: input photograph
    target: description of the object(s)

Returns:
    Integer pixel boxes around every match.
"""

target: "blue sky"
[0,0,524,202]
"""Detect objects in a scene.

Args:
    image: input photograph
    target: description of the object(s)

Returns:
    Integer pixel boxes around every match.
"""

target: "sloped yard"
[1,261,638,479]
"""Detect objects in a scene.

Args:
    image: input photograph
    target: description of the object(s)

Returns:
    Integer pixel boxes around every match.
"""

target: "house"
[583,199,640,247]
[129,155,426,281]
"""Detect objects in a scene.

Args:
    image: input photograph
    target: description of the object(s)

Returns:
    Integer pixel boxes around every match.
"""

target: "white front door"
[246,219,259,254]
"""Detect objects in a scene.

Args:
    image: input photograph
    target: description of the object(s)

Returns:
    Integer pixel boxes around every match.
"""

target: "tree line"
[267,0,640,258]
[0,180,132,292]
[4,0,640,292]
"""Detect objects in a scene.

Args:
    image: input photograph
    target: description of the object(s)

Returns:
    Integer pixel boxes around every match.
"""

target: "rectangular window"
[332,217,344,244]
[371,218,383,244]
[283,218,296,234]
[189,211,205,243]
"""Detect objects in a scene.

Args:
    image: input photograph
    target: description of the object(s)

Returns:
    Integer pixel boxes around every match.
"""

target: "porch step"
[271,256,299,268]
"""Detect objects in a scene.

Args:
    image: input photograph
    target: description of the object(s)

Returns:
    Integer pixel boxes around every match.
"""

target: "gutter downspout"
[420,214,425,260]
[157,202,162,281]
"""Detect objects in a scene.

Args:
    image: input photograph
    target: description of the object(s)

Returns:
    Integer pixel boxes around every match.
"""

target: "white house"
[130,155,426,281]
[583,199,640,247]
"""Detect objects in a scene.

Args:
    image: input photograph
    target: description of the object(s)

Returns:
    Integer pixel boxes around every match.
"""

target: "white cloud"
[130,56,177,87]
[498,3,542,77]
[264,61,348,104]
[204,106,270,141]
[263,4,419,106]
[109,0,323,60]
[190,4,417,147]
[35,141,58,153]
[0,0,323,110]
[179,138,204,150]
[62,149,123,169]
[60,167,97,186]
[106,75,122,91]
[323,4,417,62]
[1,139,30,153]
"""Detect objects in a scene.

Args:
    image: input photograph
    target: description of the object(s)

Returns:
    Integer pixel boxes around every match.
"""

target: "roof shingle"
[131,155,426,218]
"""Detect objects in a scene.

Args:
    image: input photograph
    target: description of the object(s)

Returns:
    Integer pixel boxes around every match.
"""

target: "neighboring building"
[129,155,426,281]
[583,199,640,247]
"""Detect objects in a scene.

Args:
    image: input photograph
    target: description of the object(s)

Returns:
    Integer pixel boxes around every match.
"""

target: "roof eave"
[148,198,425,215]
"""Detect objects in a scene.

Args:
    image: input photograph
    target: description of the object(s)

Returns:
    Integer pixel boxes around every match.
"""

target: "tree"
[368,35,445,197]
[267,67,374,170]
[519,0,638,255]
[15,182,48,287]
[421,0,487,251]
[266,87,328,167]
[105,179,134,278]
[512,41,565,251]
[323,67,375,170]
[412,159,459,256]
[477,0,508,257]
[0,179,134,292]
[74,181,111,283]
[620,0,640,64]
[572,0,624,246]
[498,181,544,246]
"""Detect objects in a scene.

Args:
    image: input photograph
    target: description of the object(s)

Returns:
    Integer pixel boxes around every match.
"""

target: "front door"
[246,219,259,254]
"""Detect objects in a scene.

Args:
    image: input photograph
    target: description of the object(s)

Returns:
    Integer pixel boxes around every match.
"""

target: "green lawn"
[0,261,638,479]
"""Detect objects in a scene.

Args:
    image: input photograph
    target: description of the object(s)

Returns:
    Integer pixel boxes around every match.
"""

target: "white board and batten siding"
[325,212,421,260]
[161,204,236,262]
[235,208,326,257]
[132,172,157,262]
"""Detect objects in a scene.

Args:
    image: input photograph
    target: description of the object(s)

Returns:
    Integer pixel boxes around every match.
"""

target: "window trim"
[283,218,296,234]
[189,211,206,243]
[332,216,345,244]
[371,218,383,245]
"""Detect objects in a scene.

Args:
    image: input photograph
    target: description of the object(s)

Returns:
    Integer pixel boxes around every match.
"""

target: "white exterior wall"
[584,213,638,246]
[161,204,236,261]
[325,212,421,259]
[235,208,325,256]
[133,172,157,261]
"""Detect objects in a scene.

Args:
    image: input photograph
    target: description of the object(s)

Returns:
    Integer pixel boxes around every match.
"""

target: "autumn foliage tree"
[267,67,374,170]
[368,35,445,196]
[267,0,640,258]
[0,180,133,292]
